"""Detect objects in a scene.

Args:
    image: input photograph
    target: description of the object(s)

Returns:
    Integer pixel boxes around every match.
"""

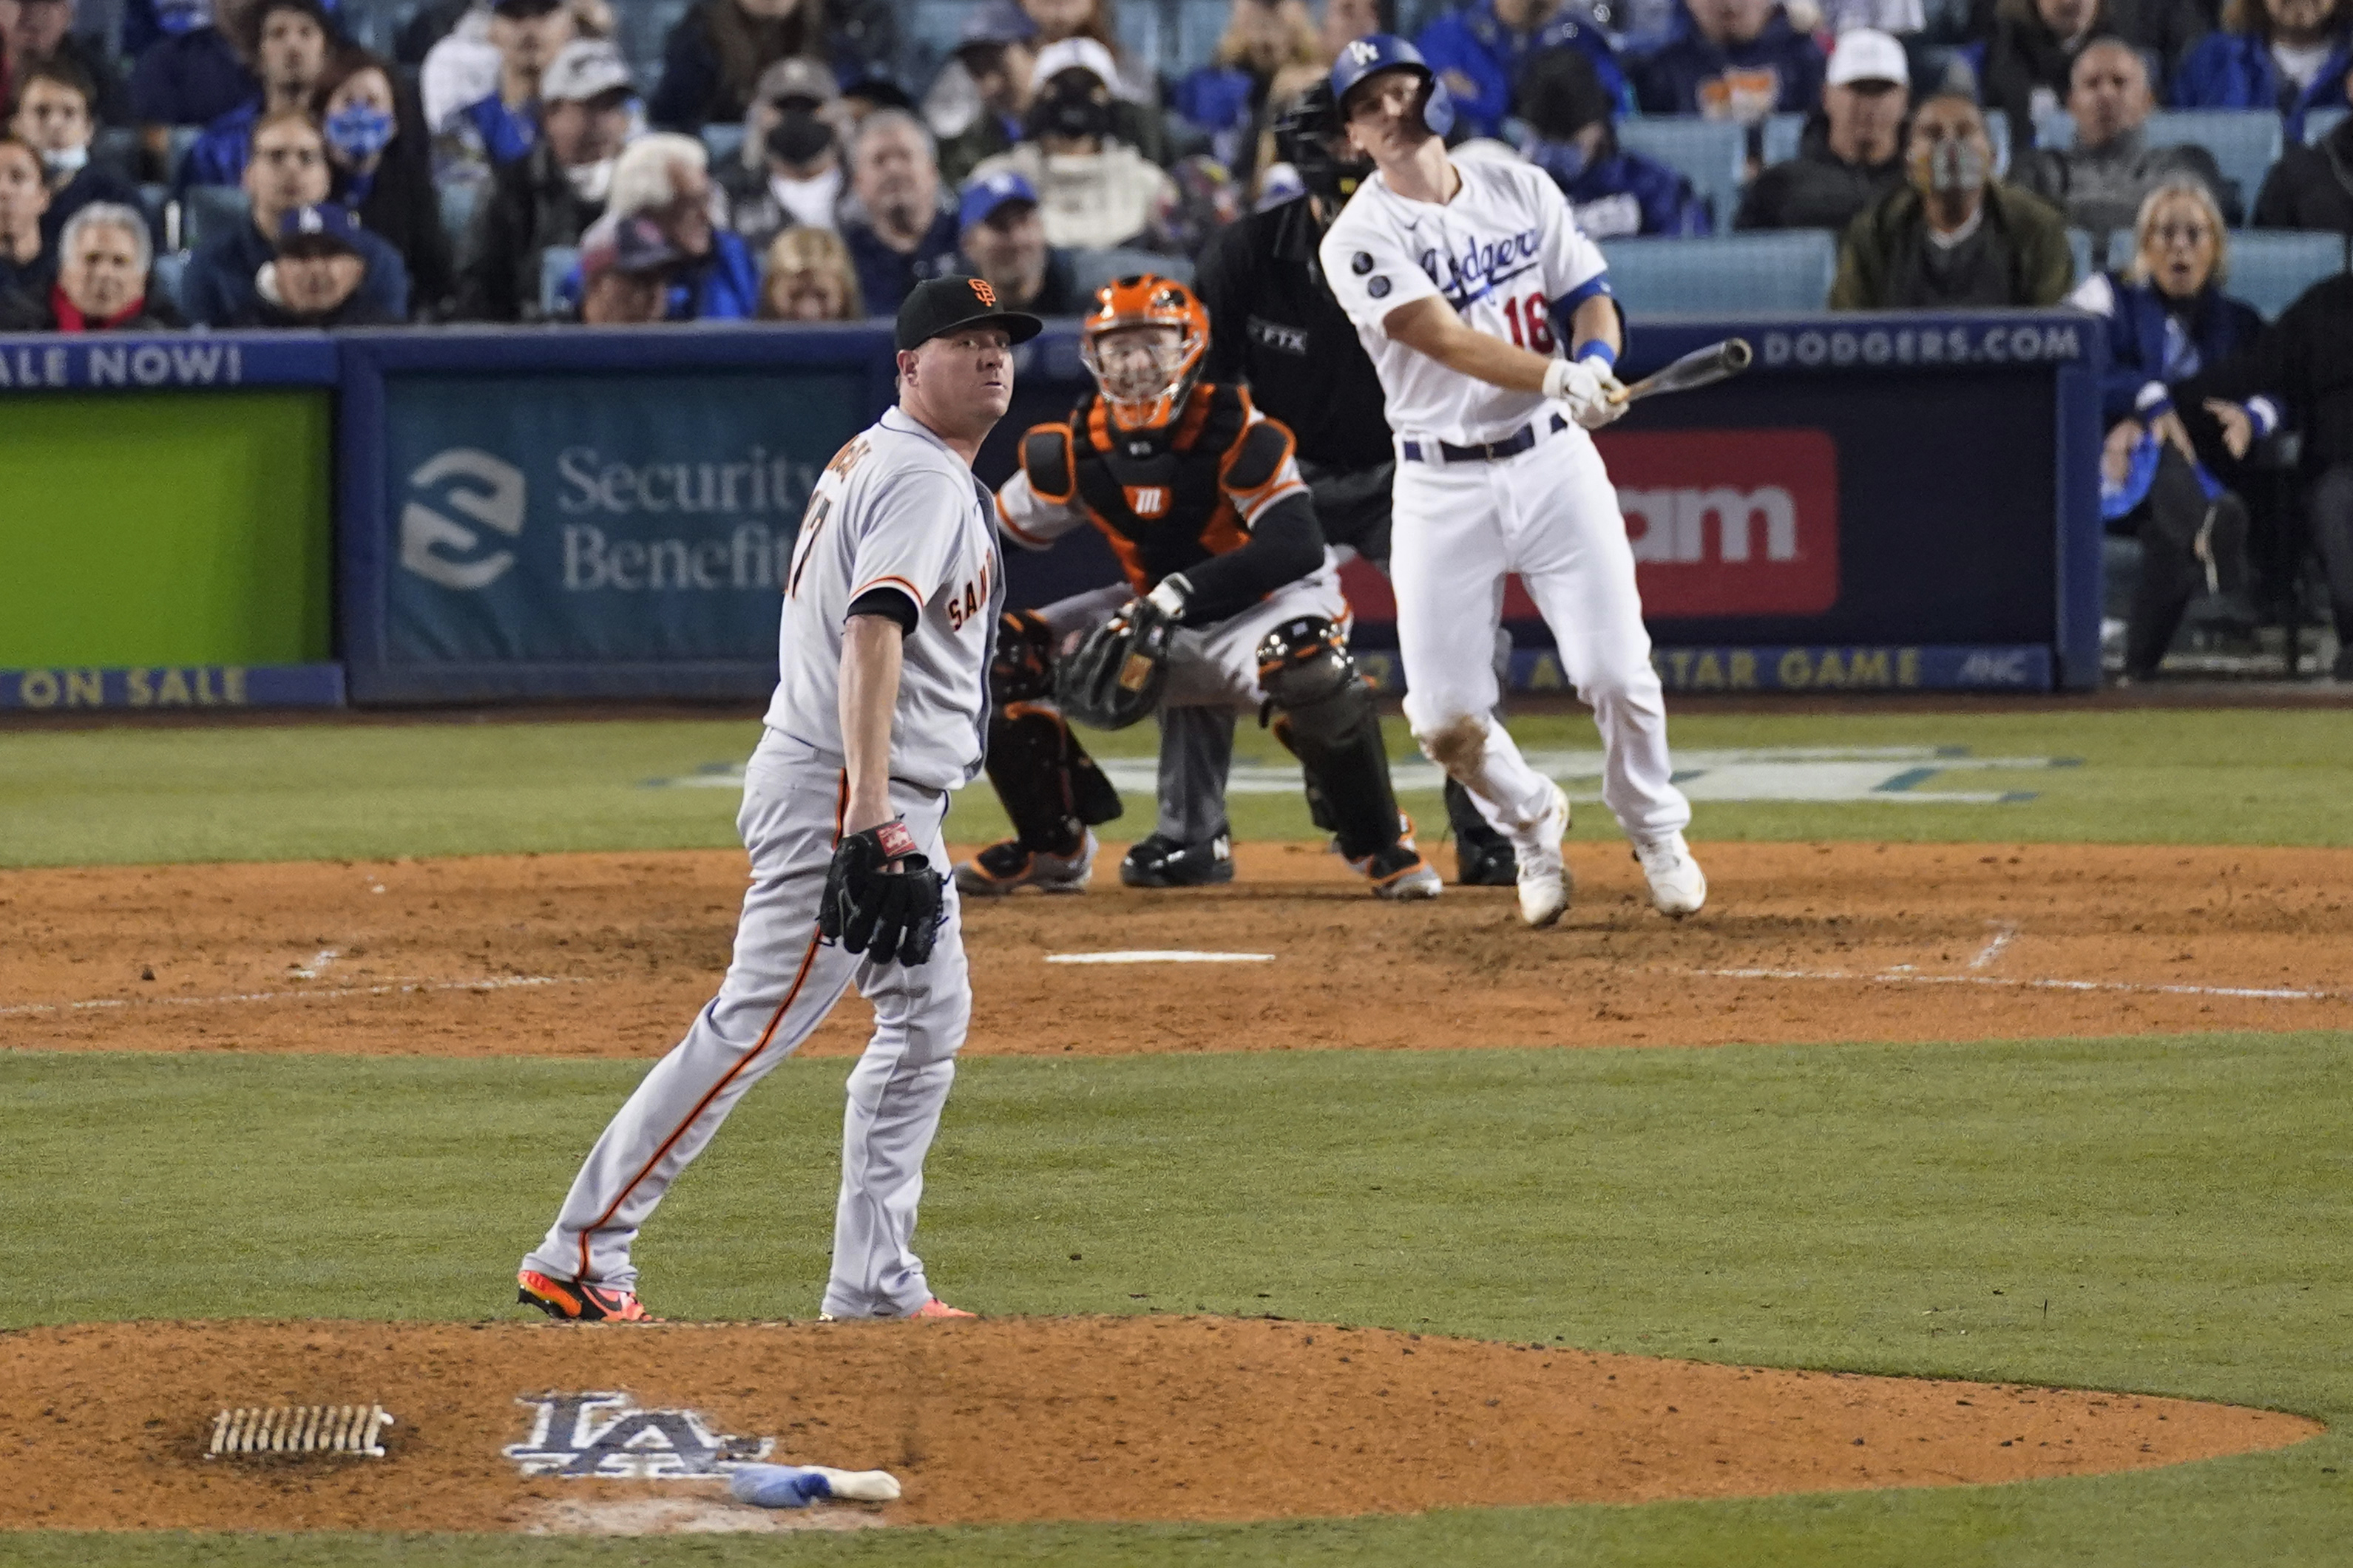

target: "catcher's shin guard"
[1256,616,1404,862]
[984,701,1123,854]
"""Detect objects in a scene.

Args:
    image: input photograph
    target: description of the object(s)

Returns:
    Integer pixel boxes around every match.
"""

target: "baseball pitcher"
[517,276,1040,1323]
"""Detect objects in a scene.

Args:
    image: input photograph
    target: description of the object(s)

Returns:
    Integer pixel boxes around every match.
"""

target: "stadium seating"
[2214,231,2349,319]
[2032,109,2282,213]
[541,246,579,317]
[149,252,189,316]
[1595,231,1838,313]
[1069,247,1194,299]
[1756,111,2011,175]
[1615,117,1744,226]
[702,123,746,170]
[439,182,481,259]
[182,184,251,251]
[2306,107,2349,144]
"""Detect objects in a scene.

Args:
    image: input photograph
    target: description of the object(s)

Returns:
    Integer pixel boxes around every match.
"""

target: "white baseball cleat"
[1633,831,1707,917]
[1514,783,1573,928]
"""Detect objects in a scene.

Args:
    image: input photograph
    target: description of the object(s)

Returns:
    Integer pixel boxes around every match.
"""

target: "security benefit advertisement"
[382,370,868,662]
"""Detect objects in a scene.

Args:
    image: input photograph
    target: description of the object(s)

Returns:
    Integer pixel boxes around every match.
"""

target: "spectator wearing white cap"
[953,168,1083,315]
[836,106,958,315]
[1736,27,1911,231]
[718,55,842,251]
[969,38,1179,252]
[456,35,632,319]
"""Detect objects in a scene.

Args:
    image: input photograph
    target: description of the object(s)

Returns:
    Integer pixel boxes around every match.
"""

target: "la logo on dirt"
[504,1391,773,1479]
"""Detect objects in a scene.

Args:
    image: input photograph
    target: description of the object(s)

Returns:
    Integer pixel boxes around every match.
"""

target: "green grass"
[6,1037,2350,1565]
[4,708,2352,867]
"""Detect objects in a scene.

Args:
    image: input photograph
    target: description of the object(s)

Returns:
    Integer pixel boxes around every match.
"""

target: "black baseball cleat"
[1455,837,1519,886]
[1119,832,1235,887]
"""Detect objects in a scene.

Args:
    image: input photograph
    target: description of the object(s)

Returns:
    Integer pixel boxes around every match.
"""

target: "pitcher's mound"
[0,1316,2319,1534]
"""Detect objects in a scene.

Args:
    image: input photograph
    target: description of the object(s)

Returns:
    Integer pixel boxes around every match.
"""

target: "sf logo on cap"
[969,279,998,307]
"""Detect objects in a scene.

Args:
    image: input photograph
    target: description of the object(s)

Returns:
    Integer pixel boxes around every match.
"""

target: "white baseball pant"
[521,730,971,1319]
[1389,422,1690,844]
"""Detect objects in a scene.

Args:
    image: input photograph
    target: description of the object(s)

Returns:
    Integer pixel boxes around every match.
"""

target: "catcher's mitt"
[1054,600,1172,730]
[819,818,941,966]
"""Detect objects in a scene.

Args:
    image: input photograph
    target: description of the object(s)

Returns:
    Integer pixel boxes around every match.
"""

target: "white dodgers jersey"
[1319,155,1611,447]
[762,405,1003,791]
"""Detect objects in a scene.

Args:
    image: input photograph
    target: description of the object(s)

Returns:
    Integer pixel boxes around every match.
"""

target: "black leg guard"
[1268,716,1340,834]
[1256,617,1403,862]
[984,701,1123,855]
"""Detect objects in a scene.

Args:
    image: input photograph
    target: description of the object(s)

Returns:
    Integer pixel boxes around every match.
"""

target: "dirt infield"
[0,1317,2320,1534]
[4,842,2349,1059]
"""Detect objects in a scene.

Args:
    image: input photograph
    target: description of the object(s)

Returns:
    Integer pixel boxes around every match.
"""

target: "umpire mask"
[1273,81,1368,206]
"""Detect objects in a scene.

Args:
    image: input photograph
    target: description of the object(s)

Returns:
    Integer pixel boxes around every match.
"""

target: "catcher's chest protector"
[1066,386,1250,589]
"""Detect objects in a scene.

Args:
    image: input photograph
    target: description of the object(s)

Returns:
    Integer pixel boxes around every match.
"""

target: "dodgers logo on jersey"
[1418,228,1543,308]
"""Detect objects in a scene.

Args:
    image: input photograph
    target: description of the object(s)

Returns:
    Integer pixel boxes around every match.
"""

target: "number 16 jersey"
[1318,154,1612,449]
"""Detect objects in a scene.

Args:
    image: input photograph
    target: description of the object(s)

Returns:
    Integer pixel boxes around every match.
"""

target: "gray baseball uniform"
[522,404,1003,1318]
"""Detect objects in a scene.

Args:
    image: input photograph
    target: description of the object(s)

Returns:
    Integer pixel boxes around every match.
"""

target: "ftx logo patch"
[504,1392,773,1479]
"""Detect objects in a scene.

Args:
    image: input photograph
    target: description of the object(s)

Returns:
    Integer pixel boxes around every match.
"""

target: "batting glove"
[1545,355,1628,430]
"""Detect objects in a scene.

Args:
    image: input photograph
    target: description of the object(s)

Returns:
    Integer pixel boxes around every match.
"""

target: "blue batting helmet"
[1327,33,1454,140]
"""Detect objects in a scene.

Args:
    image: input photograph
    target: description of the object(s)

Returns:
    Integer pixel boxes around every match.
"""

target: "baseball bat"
[1605,338,1753,405]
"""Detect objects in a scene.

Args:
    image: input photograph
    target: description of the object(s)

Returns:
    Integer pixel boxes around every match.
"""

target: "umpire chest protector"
[1020,382,1285,594]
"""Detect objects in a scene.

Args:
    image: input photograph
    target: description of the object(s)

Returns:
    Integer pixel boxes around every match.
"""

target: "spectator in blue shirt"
[181,107,407,323]
[130,0,257,147]
[2172,0,2352,139]
[177,0,331,191]
[0,136,55,299]
[10,58,141,245]
[563,131,760,319]
[1634,0,1826,121]
[441,0,574,173]
[1518,44,1710,234]
[1415,0,1629,140]
[1171,0,1321,183]
[837,107,958,316]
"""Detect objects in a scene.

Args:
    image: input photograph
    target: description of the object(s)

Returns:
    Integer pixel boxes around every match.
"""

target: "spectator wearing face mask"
[836,106,958,314]
[4,0,132,126]
[558,130,758,319]
[1737,27,1909,231]
[1415,0,1629,143]
[10,58,139,245]
[456,35,629,319]
[181,106,407,323]
[755,221,859,318]
[437,0,574,174]
[132,0,259,149]
[972,40,1180,252]
[649,0,825,133]
[931,1,1038,188]
[1517,44,1709,236]
[0,197,178,326]
[717,55,839,249]
[2173,0,2352,137]
[1635,0,1827,122]
[177,0,331,190]
[312,47,451,315]
[954,169,1082,315]
[2018,38,2238,246]
[1830,91,2072,307]
[214,196,396,322]
[0,134,55,298]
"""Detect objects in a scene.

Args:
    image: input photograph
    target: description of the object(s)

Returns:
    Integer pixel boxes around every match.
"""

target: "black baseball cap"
[893,274,1043,351]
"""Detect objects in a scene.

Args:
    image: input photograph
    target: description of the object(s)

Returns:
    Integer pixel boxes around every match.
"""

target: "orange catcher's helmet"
[1079,274,1210,433]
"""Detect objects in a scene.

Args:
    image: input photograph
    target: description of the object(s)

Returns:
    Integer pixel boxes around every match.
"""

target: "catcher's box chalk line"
[1675,966,2352,1002]
[1046,951,1276,964]
[0,974,585,1018]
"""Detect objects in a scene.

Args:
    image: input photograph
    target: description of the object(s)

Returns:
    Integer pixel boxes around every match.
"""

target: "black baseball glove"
[819,818,941,965]
[1054,599,1174,730]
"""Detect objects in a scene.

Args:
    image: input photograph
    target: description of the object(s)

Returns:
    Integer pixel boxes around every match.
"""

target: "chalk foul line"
[1046,951,1276,965]
[1967,923,2018,970]
[0,974,587,1019]
[1672,966,2351,1003]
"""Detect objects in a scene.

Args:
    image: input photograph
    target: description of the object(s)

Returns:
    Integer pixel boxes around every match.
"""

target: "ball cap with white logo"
[894,274,1044,351]
[1826,28,1909,88]
[276,201,364,254]
[542,39,635,106]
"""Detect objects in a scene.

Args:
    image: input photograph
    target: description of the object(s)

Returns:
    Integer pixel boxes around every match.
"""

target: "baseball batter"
[516,276,1039,1323]
[1318,35,1707,929]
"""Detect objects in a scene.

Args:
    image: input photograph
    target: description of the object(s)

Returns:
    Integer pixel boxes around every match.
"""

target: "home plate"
[1046,951,1276,964]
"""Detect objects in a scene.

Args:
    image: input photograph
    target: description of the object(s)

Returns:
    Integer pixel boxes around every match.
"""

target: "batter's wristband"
[1571,341,1616,372]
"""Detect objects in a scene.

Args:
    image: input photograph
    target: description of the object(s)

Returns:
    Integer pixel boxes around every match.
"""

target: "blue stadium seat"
[2032,106,2076,151]
[1760,111,1805,169]
[2306,106,2348,144]
[2220,231,2349,319]
[149,252,189,316]
[1985,112,2012,176]
[439,180,482,253]
[702,123,747,169]
[1595,231,1838,313]
[1066,247,1194,299]
[182,184,250,251]
[2105,228,2135,271]
[2066,227,2095,282]
[136,183,169,242]
[541,245,579,316]
[2034,109,2281,213]
[1614,117,1744,225]
[92,126,140,177]
[166,124,202,174]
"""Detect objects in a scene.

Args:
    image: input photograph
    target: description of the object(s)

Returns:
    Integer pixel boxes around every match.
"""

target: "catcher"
[952,274,1440,900]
